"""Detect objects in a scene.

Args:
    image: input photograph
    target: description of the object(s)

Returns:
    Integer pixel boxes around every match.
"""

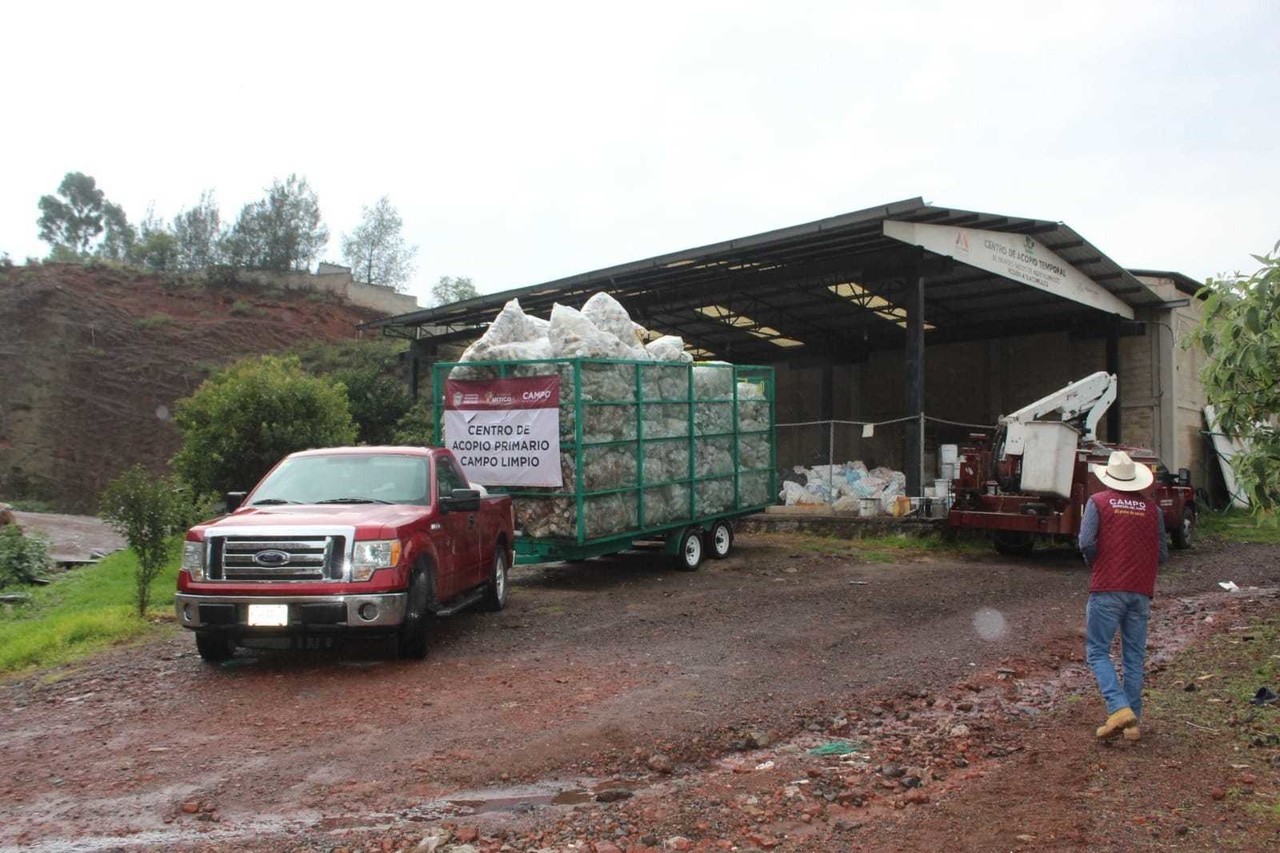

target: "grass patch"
[1,498,58,513]
[1198,507,1280,545]
[0,543,180,675]
[1146,614,1280,758]
[759,530,990,562]
[229,299,256,316]
[134,312,174,330]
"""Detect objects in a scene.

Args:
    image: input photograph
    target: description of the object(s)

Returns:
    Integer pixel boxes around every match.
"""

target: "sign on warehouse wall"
[883,221,1135,320]
[442,376,562,487]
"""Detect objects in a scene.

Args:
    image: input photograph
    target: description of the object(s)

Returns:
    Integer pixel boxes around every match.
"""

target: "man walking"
[1078,450,1168,741]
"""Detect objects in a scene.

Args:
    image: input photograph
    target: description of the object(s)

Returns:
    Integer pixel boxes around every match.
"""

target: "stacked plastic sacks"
[778,462,906,514]
[449,294,770,539]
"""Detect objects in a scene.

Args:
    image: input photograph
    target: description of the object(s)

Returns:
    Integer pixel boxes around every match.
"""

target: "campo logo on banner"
[442,376,562,487]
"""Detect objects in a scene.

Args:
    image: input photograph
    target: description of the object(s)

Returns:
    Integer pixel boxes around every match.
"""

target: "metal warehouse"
[363,198,1208,499]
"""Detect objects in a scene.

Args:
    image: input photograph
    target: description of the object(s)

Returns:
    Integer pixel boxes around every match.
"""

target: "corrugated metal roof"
[364,198,1175,362]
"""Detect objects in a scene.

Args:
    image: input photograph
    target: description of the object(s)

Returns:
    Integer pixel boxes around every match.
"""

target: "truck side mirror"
[224,491,247,513]
[440,488,481,513]
[1177,468,1191,487]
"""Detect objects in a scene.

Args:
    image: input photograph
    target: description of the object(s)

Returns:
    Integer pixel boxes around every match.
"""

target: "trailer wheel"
[480,547,509,612]
[675,528,704,571]
[195,631,236,663]
[1171,505,1195,550]
[397,565,434,659]
[706,521,734,559]
[992,530,1034,557]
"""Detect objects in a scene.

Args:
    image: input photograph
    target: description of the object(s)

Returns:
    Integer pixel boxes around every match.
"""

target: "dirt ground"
[1,532,1278,852]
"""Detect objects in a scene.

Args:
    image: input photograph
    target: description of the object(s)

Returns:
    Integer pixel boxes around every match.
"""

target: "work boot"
[1095,707,1138,739]
[1123,725,1141,742]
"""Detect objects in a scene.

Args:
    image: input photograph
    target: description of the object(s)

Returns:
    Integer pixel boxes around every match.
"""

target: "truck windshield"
[249,455,431,507]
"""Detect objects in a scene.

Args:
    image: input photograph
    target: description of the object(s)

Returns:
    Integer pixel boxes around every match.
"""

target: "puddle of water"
[421,780,604,817]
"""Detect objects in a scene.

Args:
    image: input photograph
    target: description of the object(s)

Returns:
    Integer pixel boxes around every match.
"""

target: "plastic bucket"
[940,444,959,465]
[860,498,879,517]
[935,478,950,496]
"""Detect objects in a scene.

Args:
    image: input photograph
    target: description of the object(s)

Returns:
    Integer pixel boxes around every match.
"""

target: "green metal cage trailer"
[433,357,776,569]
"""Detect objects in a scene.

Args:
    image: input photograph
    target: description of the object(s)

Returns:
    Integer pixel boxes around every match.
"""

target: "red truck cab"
[175,447,514,662]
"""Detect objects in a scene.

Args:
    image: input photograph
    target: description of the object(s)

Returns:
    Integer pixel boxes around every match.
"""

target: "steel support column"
[1106,329,1121,442]
[904,269,926,495]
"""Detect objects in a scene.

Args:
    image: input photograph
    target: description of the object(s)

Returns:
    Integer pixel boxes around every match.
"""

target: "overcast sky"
[3,1,1276,307]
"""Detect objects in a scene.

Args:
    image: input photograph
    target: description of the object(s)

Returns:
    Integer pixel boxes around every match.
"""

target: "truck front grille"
[209,535,346,581]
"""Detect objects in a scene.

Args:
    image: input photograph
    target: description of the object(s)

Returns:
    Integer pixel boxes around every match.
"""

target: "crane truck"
[947,372,1196,555]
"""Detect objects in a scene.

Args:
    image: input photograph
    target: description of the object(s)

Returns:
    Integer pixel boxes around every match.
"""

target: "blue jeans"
[1085,591,1151,717]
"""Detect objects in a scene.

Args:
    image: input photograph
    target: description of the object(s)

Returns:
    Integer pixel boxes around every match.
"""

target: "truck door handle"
[467,514,476,530]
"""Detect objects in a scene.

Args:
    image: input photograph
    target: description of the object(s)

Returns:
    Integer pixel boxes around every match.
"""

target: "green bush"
[0,525,52,589]
[294,339,412,445]
[229,299,255,316]
[99,466,191,616]
[172,354,358,496]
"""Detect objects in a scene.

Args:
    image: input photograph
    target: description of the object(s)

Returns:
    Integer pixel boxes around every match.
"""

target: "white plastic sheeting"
[779,462,907,514]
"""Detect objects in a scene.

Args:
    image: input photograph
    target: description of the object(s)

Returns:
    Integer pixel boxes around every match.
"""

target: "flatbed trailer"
[434,357,776,569]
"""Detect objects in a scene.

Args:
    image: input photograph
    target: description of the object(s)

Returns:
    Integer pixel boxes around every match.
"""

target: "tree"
[127,206,176,271]
[37,172,108,256]
[173,190,223,270]
[223,175,328,272]
[97,201,135,261]
[172,355,357,496]
[1189,241,1280,513]
[341,196,417,291]
[99,466,190,616]
[432,275,478,306]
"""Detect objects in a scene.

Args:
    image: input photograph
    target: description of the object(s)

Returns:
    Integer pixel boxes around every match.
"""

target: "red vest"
[1089,490,1160,597]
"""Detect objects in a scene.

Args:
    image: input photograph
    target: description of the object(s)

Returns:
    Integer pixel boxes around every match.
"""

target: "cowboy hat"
[1091,450,1154,492]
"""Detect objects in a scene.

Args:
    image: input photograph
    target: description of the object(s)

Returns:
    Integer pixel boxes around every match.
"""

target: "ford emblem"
[254,549,291,567]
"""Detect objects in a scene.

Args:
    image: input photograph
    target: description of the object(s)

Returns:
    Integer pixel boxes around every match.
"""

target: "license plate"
[247,604,289,627]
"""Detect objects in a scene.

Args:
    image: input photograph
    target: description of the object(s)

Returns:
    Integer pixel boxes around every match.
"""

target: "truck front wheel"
[195,631,236,663]
[1171,505,1195,550]
[397,567,434,659]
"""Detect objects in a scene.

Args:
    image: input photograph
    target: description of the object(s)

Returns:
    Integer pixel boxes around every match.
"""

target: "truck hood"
[192,503,431,539]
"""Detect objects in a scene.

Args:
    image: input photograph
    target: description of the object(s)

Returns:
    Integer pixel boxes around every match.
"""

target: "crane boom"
[998,371,1116,442]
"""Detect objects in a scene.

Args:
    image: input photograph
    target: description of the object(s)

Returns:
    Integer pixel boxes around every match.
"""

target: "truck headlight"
[352,539,401,582]
[181,540,206,581]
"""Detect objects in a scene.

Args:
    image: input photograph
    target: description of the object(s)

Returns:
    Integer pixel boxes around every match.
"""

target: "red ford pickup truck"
[175,446,514,662]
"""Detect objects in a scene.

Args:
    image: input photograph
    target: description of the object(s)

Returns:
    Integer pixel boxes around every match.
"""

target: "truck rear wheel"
[1171,505,1195,550]
[397,567,434,659]
[706,521,734,559]
[992,530,1034,557]
[675,527,704,571]
[195,631,236,663]
[480,547,509,612]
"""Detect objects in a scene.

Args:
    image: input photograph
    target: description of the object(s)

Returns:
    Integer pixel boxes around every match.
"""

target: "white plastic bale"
[643,439,690,483]
[549,303,636,359]
[696,478,734,515]
[518,493,638,539]
[645,335,693,364]
[643,483,691,525]
[582,292,646,353]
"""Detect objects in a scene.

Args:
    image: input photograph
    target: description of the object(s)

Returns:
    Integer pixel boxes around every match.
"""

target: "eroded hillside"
[0,264,389,511]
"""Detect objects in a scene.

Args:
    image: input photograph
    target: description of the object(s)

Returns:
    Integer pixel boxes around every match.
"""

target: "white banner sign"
[442,376,562,487]
[883,221,1134,319]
